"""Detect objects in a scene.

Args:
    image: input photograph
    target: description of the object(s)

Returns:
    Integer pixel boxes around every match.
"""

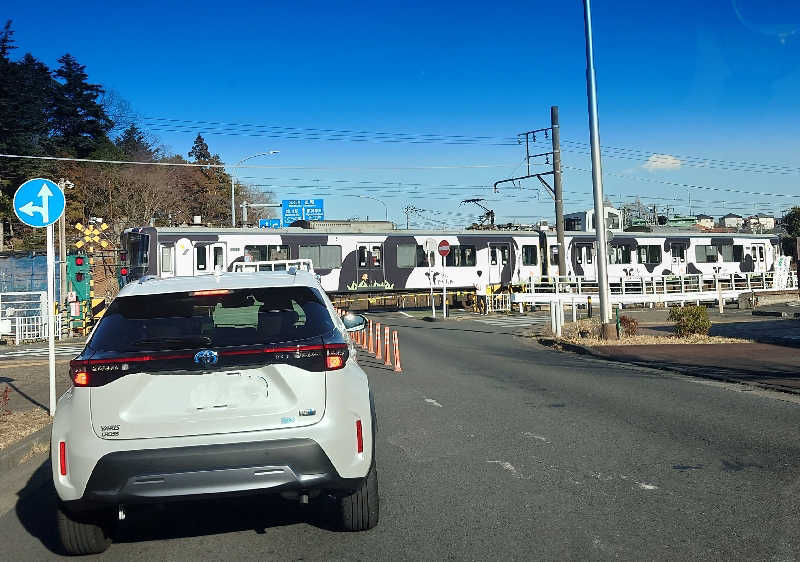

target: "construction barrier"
[392,330,402,373]
[368,320,374,354]
[375,322,382,360]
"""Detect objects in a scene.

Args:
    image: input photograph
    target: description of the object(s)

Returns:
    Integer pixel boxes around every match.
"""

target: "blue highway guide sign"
[13,178,65,228]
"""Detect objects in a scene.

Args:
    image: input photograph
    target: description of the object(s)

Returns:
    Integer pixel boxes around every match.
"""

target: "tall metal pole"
[583,0,613,333]
[551,106,567,276]
[230,175,236,227]
[46,224,56,415]
[58,214,66,305]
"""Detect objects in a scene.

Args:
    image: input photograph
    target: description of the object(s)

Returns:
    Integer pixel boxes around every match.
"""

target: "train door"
[158,244,175,278]
[356,242,386,287]
[488,243,510,285]
[210,242,226,272]
[671,243,688,275]
[193,244,211,276]
[751,243,767,273]
[538,232,549,279]
[575,243,596,281]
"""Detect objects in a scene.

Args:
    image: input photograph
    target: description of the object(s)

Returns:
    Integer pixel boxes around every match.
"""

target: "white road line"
[424,398,443,407]
[398,311,413,318]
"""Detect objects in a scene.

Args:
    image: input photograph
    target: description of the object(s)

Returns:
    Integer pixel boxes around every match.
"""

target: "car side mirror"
[342,313,367,332]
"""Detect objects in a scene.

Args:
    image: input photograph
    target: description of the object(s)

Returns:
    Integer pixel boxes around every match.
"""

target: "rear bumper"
[65,438,362,510]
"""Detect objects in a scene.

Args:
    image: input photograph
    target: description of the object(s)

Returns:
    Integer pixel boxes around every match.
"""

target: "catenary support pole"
[551,106,567,276]
[583,0,614,338]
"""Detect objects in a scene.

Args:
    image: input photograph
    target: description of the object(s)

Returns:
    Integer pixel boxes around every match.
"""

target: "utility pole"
[550,106,566,275]
[583,0,614,338]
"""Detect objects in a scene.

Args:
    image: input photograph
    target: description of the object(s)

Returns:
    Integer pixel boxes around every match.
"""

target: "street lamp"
[231,151,279,227]
[342,195,389,221]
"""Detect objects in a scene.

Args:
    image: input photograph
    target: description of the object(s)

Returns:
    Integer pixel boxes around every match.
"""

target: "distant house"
[695,214,714,229]
[719,213,744,228]
[564,205,623,233]
[748,213,775,231]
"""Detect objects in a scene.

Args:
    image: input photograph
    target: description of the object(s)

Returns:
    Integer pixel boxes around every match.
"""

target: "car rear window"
[89,286,335,352]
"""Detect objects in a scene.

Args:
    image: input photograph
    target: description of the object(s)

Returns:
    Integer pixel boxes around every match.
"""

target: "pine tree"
[50,54,113,157]
[0,20,16,60]
[188,134,211,163]
[115,123,156,161]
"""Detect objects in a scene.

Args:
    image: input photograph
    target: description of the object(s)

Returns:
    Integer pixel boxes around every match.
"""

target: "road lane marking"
[522,432,551,443]
[424,398,442,407]
[398,311,412,318]
[636,482,659,490]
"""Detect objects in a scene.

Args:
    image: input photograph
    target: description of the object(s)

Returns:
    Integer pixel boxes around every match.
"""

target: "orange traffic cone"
[368,320,374,354]
[375,322,382,359]
[392,330,402,373]
[384,326,391,366]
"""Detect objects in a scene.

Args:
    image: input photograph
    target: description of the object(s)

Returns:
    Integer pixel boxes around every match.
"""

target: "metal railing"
[12,314,63,345]
[512,271,796,308]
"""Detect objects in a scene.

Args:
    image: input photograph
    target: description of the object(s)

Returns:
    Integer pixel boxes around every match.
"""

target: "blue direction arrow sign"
[13,178,65,228]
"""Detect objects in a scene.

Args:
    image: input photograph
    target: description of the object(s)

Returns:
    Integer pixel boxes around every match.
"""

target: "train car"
[119,226,782,295]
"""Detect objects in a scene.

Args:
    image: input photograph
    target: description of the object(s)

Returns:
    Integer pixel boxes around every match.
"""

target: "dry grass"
[534,316,751,346]
[0,408,51,451]
[566,333,752,347]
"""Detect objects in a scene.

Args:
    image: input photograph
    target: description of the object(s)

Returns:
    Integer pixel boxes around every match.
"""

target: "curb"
[0,424,51,472]
[538,337,800,396]
[751,310,800,319]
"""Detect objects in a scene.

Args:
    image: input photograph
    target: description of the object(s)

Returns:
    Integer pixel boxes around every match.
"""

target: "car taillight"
[325,343,348,371]
[59,441,67,475]
[69,360,90,387]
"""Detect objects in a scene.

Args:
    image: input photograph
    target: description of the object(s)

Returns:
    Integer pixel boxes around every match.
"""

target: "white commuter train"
[119,226,782,295]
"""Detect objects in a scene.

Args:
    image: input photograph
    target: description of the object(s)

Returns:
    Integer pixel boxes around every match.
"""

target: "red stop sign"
[438,240,450,257]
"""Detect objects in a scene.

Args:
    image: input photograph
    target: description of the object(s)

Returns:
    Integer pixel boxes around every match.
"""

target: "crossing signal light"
[120,267,129,277]
[75,256,84,266]
[75,272,84,282]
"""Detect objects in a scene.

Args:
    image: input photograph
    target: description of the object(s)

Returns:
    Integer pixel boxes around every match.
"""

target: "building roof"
[695,214,713,219]
[721,213,743,219]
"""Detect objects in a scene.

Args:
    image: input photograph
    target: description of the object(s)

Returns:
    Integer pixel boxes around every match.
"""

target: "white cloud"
[642,154,682,172]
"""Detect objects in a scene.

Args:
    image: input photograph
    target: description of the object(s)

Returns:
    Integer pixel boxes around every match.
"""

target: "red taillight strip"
[86,353,193,364]
[59,441,67,475]
[355,420,364,454]
[220,345,325,357]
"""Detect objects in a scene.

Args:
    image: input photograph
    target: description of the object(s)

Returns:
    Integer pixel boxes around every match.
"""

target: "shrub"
[619,315,639,337]
[667,305,711,336]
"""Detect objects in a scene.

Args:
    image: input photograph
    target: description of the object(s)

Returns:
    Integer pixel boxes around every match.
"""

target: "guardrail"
[511,271,796,309]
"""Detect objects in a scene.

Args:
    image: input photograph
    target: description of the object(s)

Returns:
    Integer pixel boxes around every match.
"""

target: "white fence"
[0,291,63,343]
[511,271,796,309]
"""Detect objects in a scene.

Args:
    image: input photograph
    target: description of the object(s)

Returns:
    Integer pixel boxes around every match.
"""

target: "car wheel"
[337,462,379,531]
[56,501,112,555]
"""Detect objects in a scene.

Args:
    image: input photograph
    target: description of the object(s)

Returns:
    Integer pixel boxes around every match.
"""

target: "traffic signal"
[66,254,91,301]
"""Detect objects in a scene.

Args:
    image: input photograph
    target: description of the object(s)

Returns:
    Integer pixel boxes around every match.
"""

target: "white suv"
[51,270,378,555]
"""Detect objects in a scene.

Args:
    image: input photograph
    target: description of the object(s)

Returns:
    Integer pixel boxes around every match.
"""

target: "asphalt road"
[1,312,799,560]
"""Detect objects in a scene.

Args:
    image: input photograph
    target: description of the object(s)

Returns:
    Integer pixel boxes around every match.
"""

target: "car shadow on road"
[16,460,346,554]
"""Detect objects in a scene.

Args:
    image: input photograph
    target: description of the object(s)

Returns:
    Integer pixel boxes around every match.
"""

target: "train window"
[372,246,382,267]
[415,245,431,267]
[695,245,718,263]
[490,248,498,265]
[269,245,289,261]
[501,246,509,265]
[549,246,559,266]
[758,246,764,261]
[445,245,476,267]
[299,245,342,269]
[161,246,174,273]
[607,213,620,229]
[671,245,686,262]
[720,245,734,262]
[396,244,416,268]
[637,245,661,265]
[522,245,538,266]
[358,246,368,268]
[733,245,744,261]
[213,247,224,269]
[608,246,631,264]
[196,246,206,270]
[565,217,581,231]
[585,247,593,264]
[244,245,289,261]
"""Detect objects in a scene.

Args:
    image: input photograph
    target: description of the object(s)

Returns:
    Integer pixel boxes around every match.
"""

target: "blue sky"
[4,0,800,226]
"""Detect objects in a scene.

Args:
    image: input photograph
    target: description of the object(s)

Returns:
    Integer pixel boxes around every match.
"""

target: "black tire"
[338,463,379,531]
[56,502,112,555]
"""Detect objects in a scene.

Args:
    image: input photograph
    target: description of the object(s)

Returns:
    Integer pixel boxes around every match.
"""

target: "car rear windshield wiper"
[133,336,213,349]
